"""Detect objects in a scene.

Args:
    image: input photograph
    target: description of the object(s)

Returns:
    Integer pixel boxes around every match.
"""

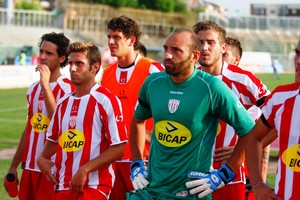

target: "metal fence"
[199,13,300,35]
[0,8,55,27]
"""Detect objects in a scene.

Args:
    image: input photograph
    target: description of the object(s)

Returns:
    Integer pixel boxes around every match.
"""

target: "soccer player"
[222,36,272,200]
[4,32,74,200]
[100,15,164,200]
[37,41,127,200]
[245,38,300,200]
[193,20,270,200]
[128,28,255,200]
[223,36,243,66]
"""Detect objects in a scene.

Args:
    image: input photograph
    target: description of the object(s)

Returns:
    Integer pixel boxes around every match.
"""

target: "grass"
[0,88,27,150]
[0,73,293,199]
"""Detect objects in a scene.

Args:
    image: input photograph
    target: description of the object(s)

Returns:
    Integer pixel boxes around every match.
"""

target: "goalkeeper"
[127,28,255,200]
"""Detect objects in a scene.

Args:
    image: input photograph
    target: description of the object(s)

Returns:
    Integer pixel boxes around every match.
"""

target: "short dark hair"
[225,37,243,58]
[107,15,141,49]
[135,42,147,57]
[38,32,70,67]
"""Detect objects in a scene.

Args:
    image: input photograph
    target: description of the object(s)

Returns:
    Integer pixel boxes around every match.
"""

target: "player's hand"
[213,146,234,164]
[35,64,51,89]
[186,164,235,199]
[130,159,149,190]
[252,182,283,200]
[37,156,57,185]
[70,167,88,192]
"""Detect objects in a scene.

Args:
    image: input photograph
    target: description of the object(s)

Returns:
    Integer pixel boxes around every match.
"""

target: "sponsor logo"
[71,105,78,114]
[216,122,221,136]
[188,171,207,178]
[170,91,183,95]
[155,120,191,147]
[58,129,85,152]
[116,115,124,122]
[168,99,180,113]
[30,113,50,132]
[282,144,300,172]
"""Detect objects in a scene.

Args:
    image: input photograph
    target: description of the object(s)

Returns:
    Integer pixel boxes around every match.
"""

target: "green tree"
[126,0,138,8]
[138,0,155,9]
[15,0,43,10]
[174,0,187,13]
[155,0,175,12]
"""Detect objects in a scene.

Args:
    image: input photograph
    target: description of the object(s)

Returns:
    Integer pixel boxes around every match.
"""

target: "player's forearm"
[261,145,270,182]
[39,140,57,159]
[9,128,27,171]
[245,131,265,186]
[79,143,126,174]
[42,86,56,119]
[226,135,246,172]
[130,117,146,160]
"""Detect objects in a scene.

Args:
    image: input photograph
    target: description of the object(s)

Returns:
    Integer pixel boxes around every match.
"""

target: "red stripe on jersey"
[152,61,165,72]
[277,97,294,197]
[119,71,128,84]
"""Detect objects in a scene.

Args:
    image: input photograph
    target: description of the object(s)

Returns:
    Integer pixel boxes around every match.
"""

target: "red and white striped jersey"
[262,89,300,200]
[200,63,270,184]
[46,84,128,192]
[263,83,300,118]
[23,75,74,172]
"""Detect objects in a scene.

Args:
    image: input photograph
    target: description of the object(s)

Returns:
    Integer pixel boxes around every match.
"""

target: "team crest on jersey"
[58,129,85,152]
[69,116,77,128]
[168,99,180,113]
[282,144,300,172]
[38,100,43,111]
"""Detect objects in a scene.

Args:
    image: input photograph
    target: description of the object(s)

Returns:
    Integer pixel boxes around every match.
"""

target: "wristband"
[252,181,265,190]
[217,164,235,184]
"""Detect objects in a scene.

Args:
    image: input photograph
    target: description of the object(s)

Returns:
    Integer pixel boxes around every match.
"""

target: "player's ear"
[92,62,101,73]
[128,36,136,47]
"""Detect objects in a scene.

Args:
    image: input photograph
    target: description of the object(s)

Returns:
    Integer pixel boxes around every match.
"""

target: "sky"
[207,0,300,16]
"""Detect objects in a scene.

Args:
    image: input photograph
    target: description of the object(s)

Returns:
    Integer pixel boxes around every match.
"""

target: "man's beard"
[164,57,191,76]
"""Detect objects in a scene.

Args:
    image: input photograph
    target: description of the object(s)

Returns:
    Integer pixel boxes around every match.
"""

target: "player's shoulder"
[272,82,300,93]
[138,56,163,69]
[195,68,218,81]
[227,64,255,77]
[94,84,119,100]
[103,62,118,72]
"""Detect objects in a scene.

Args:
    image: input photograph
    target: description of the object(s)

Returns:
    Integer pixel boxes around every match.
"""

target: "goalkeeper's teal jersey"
[134,68,254,199]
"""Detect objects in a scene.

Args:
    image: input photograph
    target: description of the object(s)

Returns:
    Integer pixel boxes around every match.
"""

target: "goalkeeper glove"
[130,159,149,190]
[185,164,235,199]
